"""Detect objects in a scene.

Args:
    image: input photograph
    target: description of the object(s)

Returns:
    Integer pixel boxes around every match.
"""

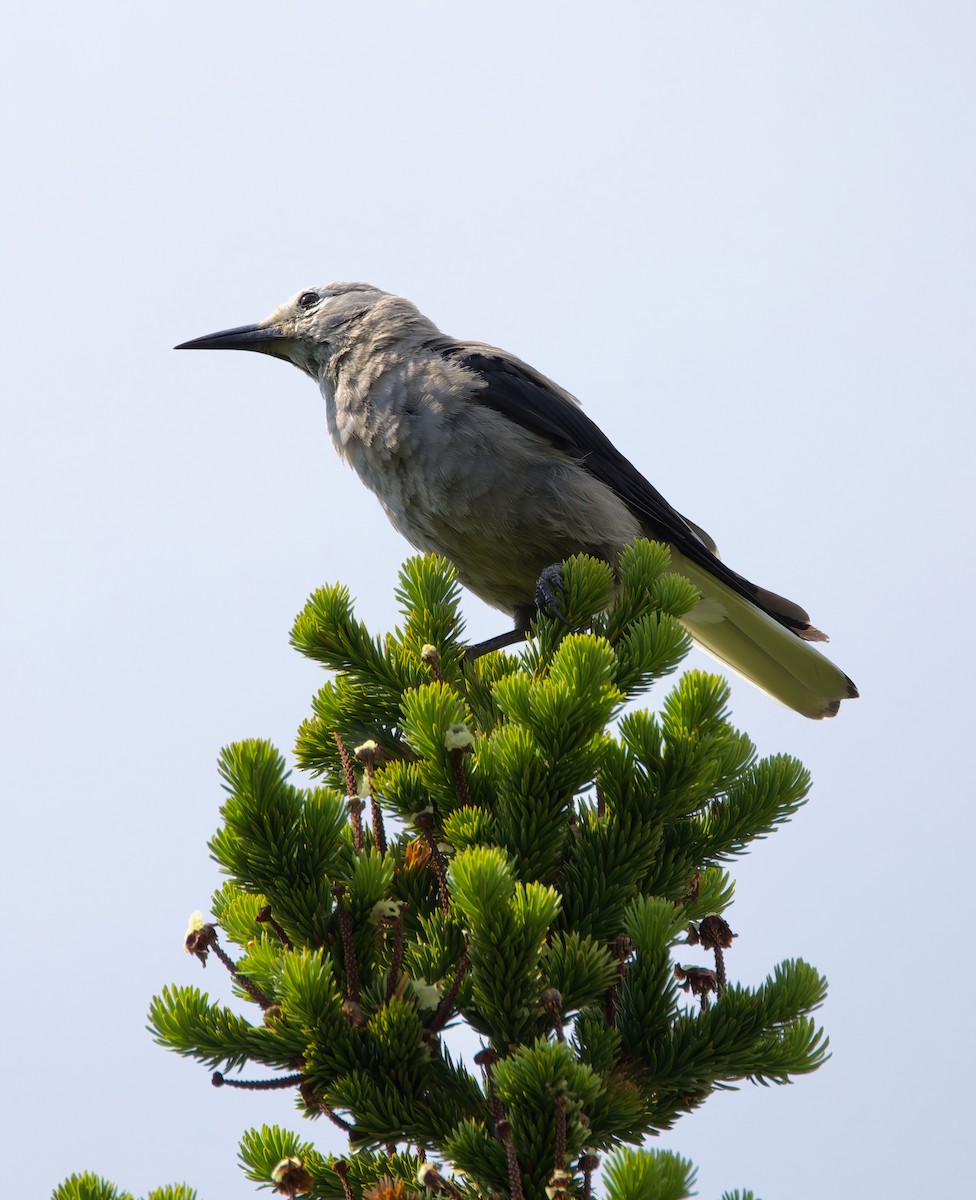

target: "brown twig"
[420,643,446,683]
[450,748,471,807]
[332,885,362,1006]
[603,935,632,1027]
[212,1070,303,1090]
[554,1100,567,1171]
[428,956,470,1034]
[474,1049,524,1200]
[495,1119,524,1200]
[414,811,450,914]
[475,1047,504,1123]
[356,741,388,855]
[332,1159,355,1200]
[384,903,407,1003]
[256,905,293,949]
[299,1081,355,1132]
[543,988,566,1042]
[335,732,358,795]
[189,923,274,1009]
[579,1155,599,1200]
[335,733,365,848]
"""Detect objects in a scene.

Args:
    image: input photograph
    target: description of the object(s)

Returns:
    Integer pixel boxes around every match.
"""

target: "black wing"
[429,340,814,635]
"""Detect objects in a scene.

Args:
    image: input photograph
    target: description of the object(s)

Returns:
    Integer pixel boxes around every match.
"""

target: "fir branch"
[132,550,833,1200]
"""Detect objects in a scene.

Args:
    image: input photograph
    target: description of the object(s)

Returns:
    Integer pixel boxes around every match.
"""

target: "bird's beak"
[174,322,288,354]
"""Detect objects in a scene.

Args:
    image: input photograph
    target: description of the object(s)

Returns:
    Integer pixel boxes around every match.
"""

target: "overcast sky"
[3,4,974,1198]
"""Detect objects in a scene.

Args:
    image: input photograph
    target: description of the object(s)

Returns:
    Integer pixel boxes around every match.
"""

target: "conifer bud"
[444,723,475,751]
[341,998,365,1026]
[409,977,443,1011]
[370,899,402,924]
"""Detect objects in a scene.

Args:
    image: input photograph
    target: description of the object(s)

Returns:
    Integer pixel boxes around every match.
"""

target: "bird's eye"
[298,291,320,308]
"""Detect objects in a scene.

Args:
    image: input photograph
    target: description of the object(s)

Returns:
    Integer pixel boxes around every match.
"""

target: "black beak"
[174,323,287,352]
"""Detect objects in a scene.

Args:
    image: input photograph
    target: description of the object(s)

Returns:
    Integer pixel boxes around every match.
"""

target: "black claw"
[535,563,571,627]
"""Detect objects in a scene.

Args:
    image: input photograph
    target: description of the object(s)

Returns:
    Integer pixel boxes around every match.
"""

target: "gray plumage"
[176,283,858,718]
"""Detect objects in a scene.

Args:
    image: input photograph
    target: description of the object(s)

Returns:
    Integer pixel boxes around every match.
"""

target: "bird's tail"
[669,551,858,719]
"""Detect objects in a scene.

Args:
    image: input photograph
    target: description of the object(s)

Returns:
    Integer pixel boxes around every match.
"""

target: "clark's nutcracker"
[176,283,857,718]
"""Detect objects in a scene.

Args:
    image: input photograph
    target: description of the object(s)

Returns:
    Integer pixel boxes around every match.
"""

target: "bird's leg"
[465,625,529,660]
[465,602,535,660]
[465,566,571,661]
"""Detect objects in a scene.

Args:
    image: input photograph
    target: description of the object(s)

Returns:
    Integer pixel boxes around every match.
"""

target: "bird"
[176,283,857,718]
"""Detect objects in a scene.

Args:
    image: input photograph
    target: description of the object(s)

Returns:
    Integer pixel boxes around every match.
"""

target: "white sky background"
[3,3,973,1196]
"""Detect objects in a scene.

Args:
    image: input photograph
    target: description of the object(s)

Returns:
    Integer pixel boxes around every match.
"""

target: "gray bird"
[176,283,857,718]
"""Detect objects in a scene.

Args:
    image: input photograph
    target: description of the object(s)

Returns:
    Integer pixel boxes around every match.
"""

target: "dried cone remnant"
[688,914,737,992]
[271,1157,313,1197]
[256,904,292,948]
[184,911,214,966]
[675,963,719,1009]
[416,1162,465,1199]
[546,1168,574,1200]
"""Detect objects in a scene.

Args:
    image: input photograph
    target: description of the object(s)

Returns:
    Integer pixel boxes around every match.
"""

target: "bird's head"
[175,283,415,379]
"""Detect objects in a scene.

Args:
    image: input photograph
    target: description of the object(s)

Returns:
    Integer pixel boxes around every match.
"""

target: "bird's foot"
[535,563,572,627]
[465,564,572,661]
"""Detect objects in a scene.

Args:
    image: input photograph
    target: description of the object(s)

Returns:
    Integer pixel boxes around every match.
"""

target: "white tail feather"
[670,552,856,719]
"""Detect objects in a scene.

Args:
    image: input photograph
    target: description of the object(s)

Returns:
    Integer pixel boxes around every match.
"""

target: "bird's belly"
[371,443,642,614]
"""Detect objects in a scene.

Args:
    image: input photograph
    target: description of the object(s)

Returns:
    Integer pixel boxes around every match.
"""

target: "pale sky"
[3,4,974,1197]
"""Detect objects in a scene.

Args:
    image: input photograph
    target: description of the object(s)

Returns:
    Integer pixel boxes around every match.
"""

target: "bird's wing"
[431,341,817,638]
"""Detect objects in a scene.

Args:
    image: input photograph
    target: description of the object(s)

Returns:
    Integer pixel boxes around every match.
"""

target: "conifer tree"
[57,545,828,1200]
